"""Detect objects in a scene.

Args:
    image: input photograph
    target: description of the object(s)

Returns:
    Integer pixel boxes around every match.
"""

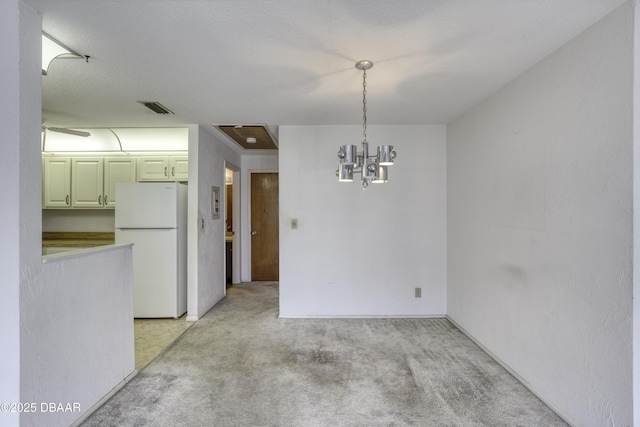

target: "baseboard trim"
[186,315,199,322]
[69,370,138,427]
[279,314,446,319]
[445,315,577,427]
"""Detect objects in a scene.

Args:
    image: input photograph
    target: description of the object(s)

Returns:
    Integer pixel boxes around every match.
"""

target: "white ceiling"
[26,0,626,132]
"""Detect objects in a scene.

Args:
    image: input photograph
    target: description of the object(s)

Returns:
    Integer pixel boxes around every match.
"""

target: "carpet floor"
[82,282,567,426]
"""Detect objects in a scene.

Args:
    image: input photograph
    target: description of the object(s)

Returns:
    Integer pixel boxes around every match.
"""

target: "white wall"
[187,125,241,320]
[17,6,45,422]
[4,5,137,427]
[0,1,34,425]
[43,210,115,232]
[447,3,633,426]
[22,247,135,427]
[279,125,447,317]
[633,2,640,425]
[240,153,278,282]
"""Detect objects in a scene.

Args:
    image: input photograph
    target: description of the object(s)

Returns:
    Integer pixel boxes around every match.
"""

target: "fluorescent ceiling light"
[113,128,188,151]
[41,127,189,152]
[42,32,82,75]
[43,128,121,152]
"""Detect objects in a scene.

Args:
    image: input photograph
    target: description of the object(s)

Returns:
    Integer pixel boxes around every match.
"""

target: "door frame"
[224,162,241,287]
[248,169,278,282]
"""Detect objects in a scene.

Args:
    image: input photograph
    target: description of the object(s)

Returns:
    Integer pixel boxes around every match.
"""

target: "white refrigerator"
[115,182,187,318]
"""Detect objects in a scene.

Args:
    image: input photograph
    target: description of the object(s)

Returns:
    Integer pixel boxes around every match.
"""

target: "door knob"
[251,231,257,236]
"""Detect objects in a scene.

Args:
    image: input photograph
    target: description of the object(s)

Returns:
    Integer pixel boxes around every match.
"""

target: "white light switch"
[291,218,298,229]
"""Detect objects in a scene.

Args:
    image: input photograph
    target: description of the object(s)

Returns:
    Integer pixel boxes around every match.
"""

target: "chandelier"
[337,60,396,189]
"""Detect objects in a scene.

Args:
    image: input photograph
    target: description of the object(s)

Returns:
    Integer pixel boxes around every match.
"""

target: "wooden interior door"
[251,173,279,280]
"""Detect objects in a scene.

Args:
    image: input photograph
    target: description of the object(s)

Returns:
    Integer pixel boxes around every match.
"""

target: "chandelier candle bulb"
[372,165,388,183]
[378,145,396,166]
[338,145,357,165]
[338,164,354,182]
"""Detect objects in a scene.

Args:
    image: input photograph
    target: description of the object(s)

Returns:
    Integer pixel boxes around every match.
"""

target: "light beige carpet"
[83,282,568,426]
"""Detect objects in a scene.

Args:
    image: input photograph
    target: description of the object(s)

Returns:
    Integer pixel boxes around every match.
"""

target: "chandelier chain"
[362,69,367,142]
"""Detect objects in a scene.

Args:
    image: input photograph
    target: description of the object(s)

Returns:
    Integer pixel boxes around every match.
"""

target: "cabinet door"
[137,157,169,181]
[43,156,71,208]
[170,156,188,181]
[71,158,104,208]
[104,157,137,208]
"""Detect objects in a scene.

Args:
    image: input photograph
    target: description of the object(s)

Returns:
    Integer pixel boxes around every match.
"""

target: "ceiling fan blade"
[47,127,91,137]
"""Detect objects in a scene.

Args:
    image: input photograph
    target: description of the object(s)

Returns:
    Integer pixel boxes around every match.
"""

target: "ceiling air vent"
[137,101,174,115]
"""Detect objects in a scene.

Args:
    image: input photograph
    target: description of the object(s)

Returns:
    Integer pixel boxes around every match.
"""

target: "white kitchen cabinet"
[72,157,137,208]
[104,157,137,208]
[72,157,104,208]
[137,156,188,182]
[43,156,71,208]
[43,155,137,209]
[171,156,188,181]
[137,156,168,181]
[43,153,184,209]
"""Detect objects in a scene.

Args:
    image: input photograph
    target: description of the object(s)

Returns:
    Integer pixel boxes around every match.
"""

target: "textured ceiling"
[26,0,626,134]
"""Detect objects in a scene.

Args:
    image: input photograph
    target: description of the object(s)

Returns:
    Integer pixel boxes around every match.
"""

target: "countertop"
[42,232,115,248]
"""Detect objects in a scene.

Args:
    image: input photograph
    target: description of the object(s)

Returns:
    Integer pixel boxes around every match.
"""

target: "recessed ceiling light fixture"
[137,101,175,115]
[215,125,278,150]
[42,32,83,75]
[337,60,396,189]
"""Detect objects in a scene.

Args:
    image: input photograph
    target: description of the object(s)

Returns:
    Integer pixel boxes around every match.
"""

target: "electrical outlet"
[415,288,422,298]
[291,218,298,229]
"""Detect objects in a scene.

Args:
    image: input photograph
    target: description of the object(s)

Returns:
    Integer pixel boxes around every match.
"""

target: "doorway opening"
[225,163,241,287]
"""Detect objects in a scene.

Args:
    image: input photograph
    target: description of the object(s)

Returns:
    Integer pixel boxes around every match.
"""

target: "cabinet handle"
[172,166,175,177]
[98,195,102,205]
[105,195,108,205]
[66,195,69,205]
[164,166,168,177]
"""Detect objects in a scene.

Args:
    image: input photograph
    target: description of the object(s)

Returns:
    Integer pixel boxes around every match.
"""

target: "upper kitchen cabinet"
[71,157,137,208]
[43,156,71,208]
[104,157,137,208]
[43,155,138,209]
[171,156,189,181]
[71,157,104,208]
[137,156,188,182]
